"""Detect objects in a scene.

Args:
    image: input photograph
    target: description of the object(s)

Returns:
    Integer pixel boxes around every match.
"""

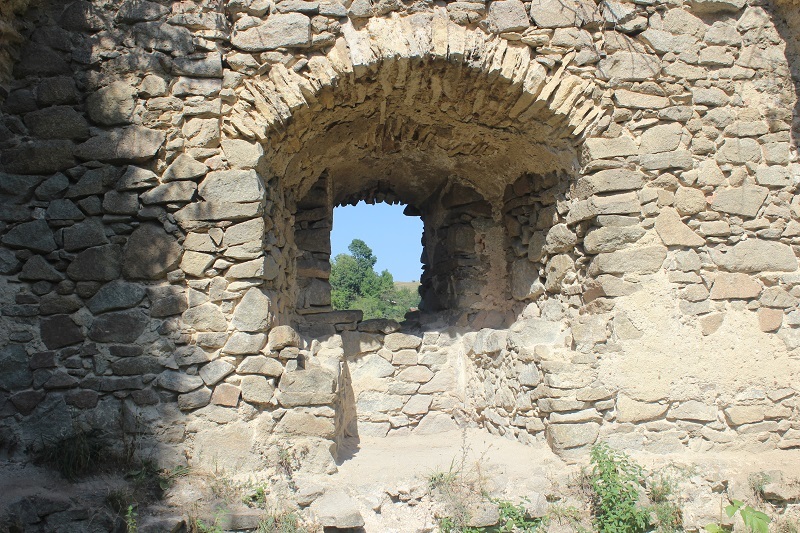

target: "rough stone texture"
[231,13,311,51]
[123,224,182,279]
[0,1,799,501]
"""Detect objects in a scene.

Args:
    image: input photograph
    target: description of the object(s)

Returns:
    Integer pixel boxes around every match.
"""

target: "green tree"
[330,239,420,320]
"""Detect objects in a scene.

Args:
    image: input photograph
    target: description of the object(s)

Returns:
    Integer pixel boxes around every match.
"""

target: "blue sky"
[331,202,423,282]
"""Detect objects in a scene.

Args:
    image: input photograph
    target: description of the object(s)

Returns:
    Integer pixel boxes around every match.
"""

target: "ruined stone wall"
[0,0,799,476]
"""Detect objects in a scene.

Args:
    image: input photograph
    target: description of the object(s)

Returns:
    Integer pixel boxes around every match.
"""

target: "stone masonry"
[0,0,799,495]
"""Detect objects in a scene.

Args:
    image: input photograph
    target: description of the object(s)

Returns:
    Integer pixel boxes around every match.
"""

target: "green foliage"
[705,500,771,533]
[330,238,420,320]
[192,508,228,533]
[492,499,544,532]
[125,505,138,533]
[748,472,771,499]
[588,443,651,533]
[257,512,312,533]
[647,471,682,533]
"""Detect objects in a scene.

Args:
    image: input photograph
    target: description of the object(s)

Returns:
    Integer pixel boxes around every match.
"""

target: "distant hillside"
[395,281,421,293]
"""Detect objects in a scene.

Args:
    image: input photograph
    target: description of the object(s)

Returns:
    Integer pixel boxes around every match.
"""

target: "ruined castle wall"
[0,0,799,474]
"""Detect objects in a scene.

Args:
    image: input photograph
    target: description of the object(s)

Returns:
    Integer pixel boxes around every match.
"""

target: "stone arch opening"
[230,19,603,328]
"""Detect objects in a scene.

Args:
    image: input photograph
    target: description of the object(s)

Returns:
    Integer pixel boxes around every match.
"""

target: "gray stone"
[199,170,265,204]
[87,280,146,314]
[415,412,459,434]
[0,248,20,275]
[574,169,645,199]
[237,355,283,377]
[711,186,768,218]
[134,21,195,54]
[60,0,106,31]
[111,356,163,375]
[163,153,207,182]
[384,332,422,351]
[117,0,169,22]
[267,325,300,351]
[75,126,166,163]
[545,224,577,254]
[674,187,707,215]
[224,218,265,246]
[597,52,660,81]
[148,285,188,317]
[529,0,599,27]
[274,410,335,437]
[199,360,235,386]
[231,13,312,51]
[39,294,83,315]
[13,43,71,78]
[24,106,90,140]
[546,422,600,449]
[639,123,683,154]
[583,226,644,254]
[589,245,667,275]
[41,315,83,349]
[140,181,197,204]
[2,220,56,253]
[511,259,545,300]
[103,190,139,214]
[278,367,336,407]
[36,77,79,106]
[117,166,159,191]
[180,251,214,277]
[488,0,530,33]
[182,302,227,332]
[545,254,574,293]
[178,387,212,410]
[710,272,761,299]
[158,370,204,393]
[19,255,63,281]
[123,223,182,279]
[220,139,264,169]
[240,375,275,405]
[639,29,698,54]
[640,150,693,171]
[174,201,263,226]
[655,208,705,247]
[87,81,136,126]
[231,287,273,332]
[88,309,148,342]
[616,395,668,422]
[67,244,122,281]
[689,0,746,13]
[228,255,279,279]
[63,219,109,251]
[507,318,562,349]
[311,490,365,529]
[756,166,791,187]
[716,138,761,165]
[223,332,267,355]
[584,136,636,160]
[46,199,84,221]
[173,53,223,78]
[35,173,70,201]
[175,345,213,366]
[0,345,32,391]
[613,89,669,109]
[712,240,797,273]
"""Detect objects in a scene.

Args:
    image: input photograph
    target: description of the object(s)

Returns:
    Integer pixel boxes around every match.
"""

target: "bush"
[588,443,651,533]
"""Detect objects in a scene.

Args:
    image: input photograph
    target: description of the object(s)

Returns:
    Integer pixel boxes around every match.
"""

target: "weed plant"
[588,443,651,533]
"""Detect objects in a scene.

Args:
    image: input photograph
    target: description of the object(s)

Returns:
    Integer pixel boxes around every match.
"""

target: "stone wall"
[0,0,799,477]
